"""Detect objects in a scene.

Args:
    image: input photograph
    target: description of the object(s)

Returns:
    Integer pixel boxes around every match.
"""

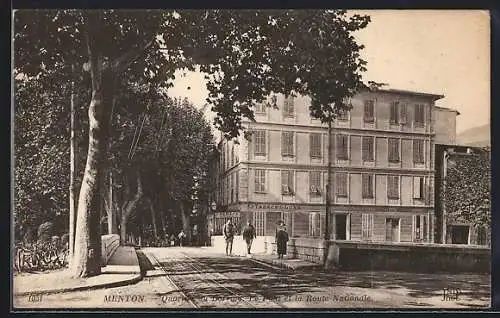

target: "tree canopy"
[14,9,371,139]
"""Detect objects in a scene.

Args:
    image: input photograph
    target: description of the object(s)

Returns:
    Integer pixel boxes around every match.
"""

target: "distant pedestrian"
[178,230,187,247]
[192,225,199,246]
[170,234,176,246]
[223,220,235,256]
[242,221,256,256]
[276,221,289,259]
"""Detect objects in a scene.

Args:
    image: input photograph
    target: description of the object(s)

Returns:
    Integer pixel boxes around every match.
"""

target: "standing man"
[276,221,289,259]
[242,221,256,256]
[223,220,235,256]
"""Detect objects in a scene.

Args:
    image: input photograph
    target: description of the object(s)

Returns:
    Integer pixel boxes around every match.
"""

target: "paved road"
[13,246,491,309]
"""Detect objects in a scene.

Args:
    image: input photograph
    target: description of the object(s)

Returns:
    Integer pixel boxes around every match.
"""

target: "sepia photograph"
[11,9,491,310]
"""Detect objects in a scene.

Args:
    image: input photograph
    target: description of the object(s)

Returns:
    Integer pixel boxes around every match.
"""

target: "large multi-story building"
[208,88,461,256]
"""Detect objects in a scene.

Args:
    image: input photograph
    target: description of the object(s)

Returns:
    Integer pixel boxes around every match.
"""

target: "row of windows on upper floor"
[252,170,426,200]
[255,96,427,126]
[252,131,426,164]
[216,170,427,204]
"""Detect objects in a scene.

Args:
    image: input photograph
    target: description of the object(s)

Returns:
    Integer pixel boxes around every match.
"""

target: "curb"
[14,250,144,297]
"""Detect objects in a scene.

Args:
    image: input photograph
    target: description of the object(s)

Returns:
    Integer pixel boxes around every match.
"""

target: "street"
[14,246,491,309]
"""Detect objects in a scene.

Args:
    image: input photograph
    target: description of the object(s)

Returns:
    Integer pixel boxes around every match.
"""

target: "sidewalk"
[13,246,142,296]
[249,253,322,271]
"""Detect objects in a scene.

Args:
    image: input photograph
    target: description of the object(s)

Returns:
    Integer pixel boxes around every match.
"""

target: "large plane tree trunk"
[72,14,115,277]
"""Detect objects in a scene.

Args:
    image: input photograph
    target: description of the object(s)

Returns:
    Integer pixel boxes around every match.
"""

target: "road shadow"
[182,255,491,308]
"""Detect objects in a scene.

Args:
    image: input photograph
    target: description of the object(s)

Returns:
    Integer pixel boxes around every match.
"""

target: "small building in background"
[434,144,490,246]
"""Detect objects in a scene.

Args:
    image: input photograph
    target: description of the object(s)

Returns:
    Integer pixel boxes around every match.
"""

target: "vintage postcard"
[12,9,491,310]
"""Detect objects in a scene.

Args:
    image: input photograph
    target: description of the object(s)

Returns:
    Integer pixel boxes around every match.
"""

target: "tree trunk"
[69,69,77,266]
[148,198,158,238]
[179,201,192,242]
[158,198,166,236]
[119,172,143,244]
[72,73,112,278]
[72,12,116,277]
[120,218,127,245]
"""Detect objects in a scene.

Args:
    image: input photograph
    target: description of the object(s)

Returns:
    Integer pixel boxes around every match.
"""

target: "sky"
[167,10,490,134]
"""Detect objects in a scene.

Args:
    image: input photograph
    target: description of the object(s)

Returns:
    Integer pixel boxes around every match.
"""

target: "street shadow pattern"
[154,254,490,309]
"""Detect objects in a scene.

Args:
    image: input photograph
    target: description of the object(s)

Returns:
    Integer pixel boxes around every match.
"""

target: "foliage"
[107,90,214,232]
[14,70,89,239]
[37,221,54,241]
[442,148,491,229]
[14,9,370,140]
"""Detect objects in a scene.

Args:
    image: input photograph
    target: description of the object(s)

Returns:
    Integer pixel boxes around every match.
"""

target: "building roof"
[373,88,445,101]
[434,106,461,115]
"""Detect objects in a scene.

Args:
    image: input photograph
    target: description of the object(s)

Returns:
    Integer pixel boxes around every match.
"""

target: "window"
[362,214,374,240]
[451,225,469,244]
[283,95,294,117]
[390,101,399,124]
[309,212,321,237]
[336,172,348,197]
[338,108,349,121]
[413,177,424,199]
[281,170,294,195]
[413,139,424,164]
[281,131,294,157]
[309,171,321,195]
[254,211,265,236]
[362,174,374,199]
[255,103,266,113]
[385,218,400,242]
[414,104,425,127]
[235,173,239,201]
[310,133,322,158]
[387,175,400,199]
[255,169,266,193]
[231,174,234,203]
[254,130,266,155]
[388,138,400,163]
[399,103,408,124]
[336,134,349,160]
[413,215,428,242]
[362,136,374,162]
[364,100,374,123]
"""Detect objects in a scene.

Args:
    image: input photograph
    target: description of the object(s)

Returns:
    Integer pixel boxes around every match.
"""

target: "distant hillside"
[456,124,490,147]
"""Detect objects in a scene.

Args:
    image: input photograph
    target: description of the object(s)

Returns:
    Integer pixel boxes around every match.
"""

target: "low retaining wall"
[101,234,120,265]
[270,237,327,263]
[325,241,490,273]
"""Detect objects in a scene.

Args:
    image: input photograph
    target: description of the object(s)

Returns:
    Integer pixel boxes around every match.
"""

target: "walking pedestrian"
[242,221,256,256]
[276,221,289,259]
[170,234,176,246]
[223,220,235,256]
[178,229,187,247]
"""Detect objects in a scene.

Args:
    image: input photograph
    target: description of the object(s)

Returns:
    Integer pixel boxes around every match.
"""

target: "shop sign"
[248,203,301,210]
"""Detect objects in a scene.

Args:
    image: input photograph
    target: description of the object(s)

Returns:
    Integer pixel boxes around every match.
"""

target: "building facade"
[208,88,461,254]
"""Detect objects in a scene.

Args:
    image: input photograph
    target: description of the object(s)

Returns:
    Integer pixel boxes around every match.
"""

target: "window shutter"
[281,132,287,156]
[390,102,399,124]
[413,177,421,198]
[399,103,407,124]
